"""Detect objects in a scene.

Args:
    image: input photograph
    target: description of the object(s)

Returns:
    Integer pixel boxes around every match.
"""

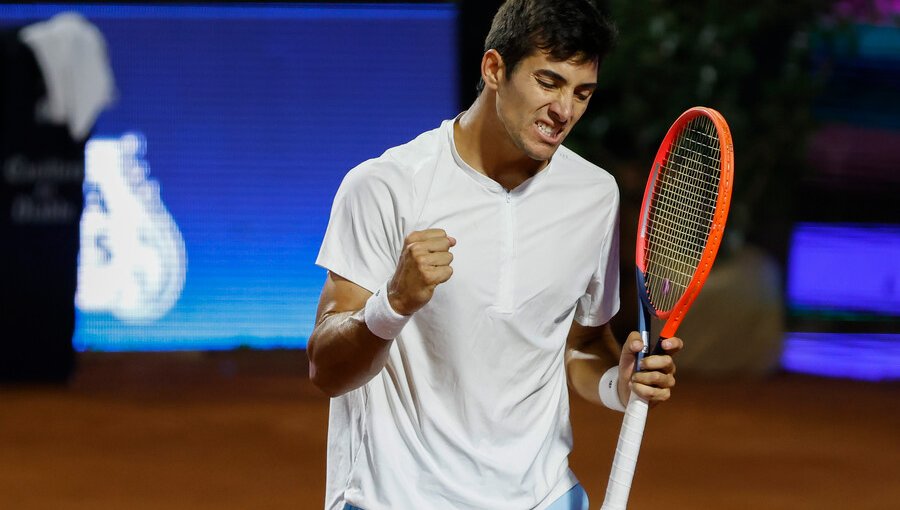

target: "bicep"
[314,271,373,325]
[566,321,619,365]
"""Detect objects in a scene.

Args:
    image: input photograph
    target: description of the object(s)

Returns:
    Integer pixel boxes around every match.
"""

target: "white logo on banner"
[76,133,187,323]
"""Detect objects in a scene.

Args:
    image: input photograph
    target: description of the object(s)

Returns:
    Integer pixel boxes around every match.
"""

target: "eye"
[575,90,594,102]
[536,79,555,90]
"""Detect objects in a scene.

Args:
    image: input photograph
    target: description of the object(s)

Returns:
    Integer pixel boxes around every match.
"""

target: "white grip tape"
[363,283,410,340]
[601,392,649,510]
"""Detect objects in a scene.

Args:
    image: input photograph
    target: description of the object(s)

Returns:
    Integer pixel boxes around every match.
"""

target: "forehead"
[515,50,599,83]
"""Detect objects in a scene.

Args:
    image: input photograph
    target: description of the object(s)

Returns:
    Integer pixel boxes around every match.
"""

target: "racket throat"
[635,269,660,372]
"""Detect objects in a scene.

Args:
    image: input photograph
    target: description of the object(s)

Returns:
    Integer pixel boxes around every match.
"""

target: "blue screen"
[787,223,900,316]
[782,222,900,381]
[1,3,458,351]
[782,332,900,381]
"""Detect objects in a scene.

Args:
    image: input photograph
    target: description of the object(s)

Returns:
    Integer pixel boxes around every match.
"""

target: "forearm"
[307,309,393,397]
[566,353,610,406]
[565,321,624,406]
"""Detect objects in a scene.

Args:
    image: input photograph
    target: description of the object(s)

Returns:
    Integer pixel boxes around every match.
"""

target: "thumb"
[619,331,644,377]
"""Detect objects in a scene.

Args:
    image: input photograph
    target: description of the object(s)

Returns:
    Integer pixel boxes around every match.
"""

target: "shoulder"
[552,145,619,199]
[340,122,447,196]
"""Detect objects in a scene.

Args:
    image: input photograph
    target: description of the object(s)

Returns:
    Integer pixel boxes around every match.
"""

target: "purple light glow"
[807,124,900,187]
[832,0,900,23]
[782,332,900,381]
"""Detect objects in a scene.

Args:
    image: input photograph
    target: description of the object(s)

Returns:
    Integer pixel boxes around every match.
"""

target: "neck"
[454,94,547,191]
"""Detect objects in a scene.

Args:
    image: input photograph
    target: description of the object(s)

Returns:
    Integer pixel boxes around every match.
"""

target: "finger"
[658,336,684,355]
[405,229,451,245]
[425,265,453,285]
[407,236,454,256]
[638,354,675,374]
[618,332,644,377]
[632,369,675,389]
[625,332,644,355]
[417,251,453,268]
[418,236,455,253]
[630,382,671,406]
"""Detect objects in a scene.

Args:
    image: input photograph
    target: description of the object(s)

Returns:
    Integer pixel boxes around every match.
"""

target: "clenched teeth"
[537,122,555,136]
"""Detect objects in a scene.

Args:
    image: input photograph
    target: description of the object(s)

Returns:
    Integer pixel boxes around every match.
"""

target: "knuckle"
[434,267,452,284]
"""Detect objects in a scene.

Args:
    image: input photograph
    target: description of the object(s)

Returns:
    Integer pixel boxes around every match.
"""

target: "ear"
[480,49,504,92]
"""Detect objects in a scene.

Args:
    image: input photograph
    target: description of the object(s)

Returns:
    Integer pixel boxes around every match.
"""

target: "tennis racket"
[600,106,734,510]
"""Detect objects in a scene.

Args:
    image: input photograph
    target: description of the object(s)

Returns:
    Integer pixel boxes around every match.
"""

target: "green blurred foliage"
[568,0,841,262]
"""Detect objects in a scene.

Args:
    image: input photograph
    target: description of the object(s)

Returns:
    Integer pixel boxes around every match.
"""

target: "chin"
[510,129,562,162]
[525,143,559,162]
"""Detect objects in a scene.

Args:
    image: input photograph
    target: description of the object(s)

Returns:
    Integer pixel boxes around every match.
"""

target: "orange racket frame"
[635,106,734,339]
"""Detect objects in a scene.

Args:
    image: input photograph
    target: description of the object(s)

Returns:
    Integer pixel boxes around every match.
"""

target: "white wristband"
[599,366,627,412]
[363,283,410,340]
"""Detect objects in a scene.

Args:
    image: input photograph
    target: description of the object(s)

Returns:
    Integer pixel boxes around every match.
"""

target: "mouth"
[535,121,563,143]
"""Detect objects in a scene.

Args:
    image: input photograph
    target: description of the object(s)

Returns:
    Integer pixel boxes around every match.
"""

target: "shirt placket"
[495,190,516,313]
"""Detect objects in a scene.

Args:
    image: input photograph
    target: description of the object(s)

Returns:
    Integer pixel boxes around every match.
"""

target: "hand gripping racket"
[601,106,734,510]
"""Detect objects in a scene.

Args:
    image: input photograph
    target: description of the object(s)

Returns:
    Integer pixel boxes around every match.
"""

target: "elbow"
[307,346,342,397]
[308,362,347,398]
[307,346,354,398]
[308,357,378,398]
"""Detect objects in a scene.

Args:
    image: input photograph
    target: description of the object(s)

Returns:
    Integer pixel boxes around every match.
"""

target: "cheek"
[503,101,531,131]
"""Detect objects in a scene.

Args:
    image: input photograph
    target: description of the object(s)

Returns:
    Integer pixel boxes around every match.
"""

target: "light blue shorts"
[344,482,589,510]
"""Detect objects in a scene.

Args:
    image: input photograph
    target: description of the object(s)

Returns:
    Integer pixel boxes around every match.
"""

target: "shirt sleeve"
[574,188,621,327]
[315,161,407,293]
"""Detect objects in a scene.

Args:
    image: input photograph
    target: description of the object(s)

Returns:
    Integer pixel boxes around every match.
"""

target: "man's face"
[494,50,598,162]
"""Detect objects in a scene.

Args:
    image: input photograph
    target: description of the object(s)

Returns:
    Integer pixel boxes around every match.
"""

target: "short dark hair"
[476,0,617,94]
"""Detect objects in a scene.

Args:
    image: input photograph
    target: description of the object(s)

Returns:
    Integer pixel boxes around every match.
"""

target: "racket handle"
[600,392,649,510]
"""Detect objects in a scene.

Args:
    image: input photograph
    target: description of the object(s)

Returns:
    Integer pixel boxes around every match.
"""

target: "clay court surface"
[1,351,897,509]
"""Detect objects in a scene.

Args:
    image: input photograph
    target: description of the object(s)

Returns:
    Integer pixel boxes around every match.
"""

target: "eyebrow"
[534,69,598,90]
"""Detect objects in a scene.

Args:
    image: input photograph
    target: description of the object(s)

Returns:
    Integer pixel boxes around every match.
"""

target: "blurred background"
[0,1,897,509]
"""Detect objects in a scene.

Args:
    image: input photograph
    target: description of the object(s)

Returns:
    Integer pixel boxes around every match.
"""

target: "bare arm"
[566,322,683,408]
[306,272,388,397]
[565,322,620,405]
[307,229,455,397]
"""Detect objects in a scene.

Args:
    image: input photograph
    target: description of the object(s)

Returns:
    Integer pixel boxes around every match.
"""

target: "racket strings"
[644,116,721,312]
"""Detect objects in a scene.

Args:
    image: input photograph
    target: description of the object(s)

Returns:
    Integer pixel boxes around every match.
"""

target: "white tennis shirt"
[316,117,620,510]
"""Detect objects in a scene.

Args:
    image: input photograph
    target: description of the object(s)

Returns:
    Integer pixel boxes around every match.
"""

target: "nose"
[548,93,573,124]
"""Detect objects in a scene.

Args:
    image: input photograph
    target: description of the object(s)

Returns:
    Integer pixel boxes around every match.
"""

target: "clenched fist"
[387,229,456,315]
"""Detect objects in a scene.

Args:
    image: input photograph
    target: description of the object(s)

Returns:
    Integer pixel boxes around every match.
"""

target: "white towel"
[19,11,117,141]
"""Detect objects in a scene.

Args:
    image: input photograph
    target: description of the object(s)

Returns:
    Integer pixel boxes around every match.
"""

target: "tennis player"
[309,1,681,508]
